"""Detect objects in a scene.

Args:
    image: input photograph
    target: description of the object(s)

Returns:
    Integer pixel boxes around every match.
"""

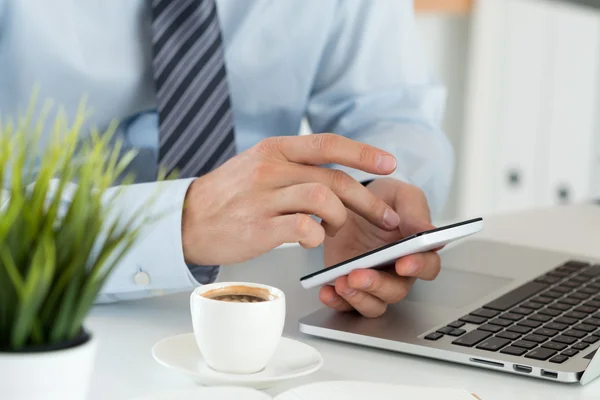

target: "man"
[0,0,452,318]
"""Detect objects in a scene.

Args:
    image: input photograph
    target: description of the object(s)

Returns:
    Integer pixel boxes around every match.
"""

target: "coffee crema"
[200,285,275,303]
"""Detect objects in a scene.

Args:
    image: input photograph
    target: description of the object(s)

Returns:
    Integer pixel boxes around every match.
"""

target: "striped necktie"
[151,0,236,178]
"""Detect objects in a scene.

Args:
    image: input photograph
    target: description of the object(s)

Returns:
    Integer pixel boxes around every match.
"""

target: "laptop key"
[563,329,587,339]
[483,282,548,311]
[564,311,587,319]
[553,335,577,345]
[572,342,590,350]
[571,275,590,283]
[437,327,456,335]
[525,348,557,361]
[590,283,600,290]
[531,296,553,304]
[549,355,568,364]
[535,276,561,285]
[563,261,590,269]
[548,303,571,311]
[584,318,600,327]
[448,321,466,329]
[539,308,562,317]
[558,298,580,306]
[452,330,491,347]
[541,341,568,351]
[522,302,544,310]
[582,336,600,344]
[581,288,600,295]
[471,308,500,318]
[555,316,578,325]
[585,300,600,308]
[561,349,579,357]
[459,315,487,325]
[425,332,444,341]
[507,325,532,334]
[518,319,542,328]
[476,337,511,352]
[523,334,548,343]
[534,328,558,337]
[574,306,598,314]
[553,286,572,294]
[500,346,527,356]
[511,307,533,316]
[497,331,521,340]
[571,293,591,300]
[544,322,568,331]
[562,281,580,288]
[529,314,552,323]
[489,318,513,327]
[581,265,600,277]
[448,329,466,337]
[513,340,537,350]
[478,324,503,333]
[573,324,596,333]
[541,290,563,299]
[547,271,570,278]
[500,313,523,321]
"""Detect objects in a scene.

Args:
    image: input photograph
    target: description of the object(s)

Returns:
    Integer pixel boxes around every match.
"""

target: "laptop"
[298,239,600,384]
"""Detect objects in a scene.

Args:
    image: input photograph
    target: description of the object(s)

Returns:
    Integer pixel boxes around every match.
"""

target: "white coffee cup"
[190,282,286,374]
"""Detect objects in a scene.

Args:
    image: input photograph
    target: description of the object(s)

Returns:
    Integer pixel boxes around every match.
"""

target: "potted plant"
[0,98,166,399]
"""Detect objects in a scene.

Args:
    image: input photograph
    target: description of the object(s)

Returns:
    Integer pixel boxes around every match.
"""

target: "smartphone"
[299,217,483,289]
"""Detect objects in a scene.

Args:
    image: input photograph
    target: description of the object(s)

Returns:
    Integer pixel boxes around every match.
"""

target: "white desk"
[87,204,600,400]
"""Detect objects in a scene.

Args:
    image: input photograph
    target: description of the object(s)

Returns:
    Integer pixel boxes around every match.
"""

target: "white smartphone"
[300,217,483,289]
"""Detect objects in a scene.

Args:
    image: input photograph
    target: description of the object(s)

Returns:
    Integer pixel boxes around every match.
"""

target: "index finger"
[272,134,397,175]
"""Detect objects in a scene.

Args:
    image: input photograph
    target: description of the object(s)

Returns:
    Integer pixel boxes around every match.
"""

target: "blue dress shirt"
[0,0,453,300]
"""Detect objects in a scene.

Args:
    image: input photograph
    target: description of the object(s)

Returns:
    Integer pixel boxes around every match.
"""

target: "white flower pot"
[0,333,97,400]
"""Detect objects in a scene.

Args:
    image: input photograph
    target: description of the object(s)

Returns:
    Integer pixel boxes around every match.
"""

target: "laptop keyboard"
[424,260,600,364]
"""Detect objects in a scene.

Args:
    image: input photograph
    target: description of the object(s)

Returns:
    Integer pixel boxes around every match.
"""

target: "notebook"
[133,381,480,400]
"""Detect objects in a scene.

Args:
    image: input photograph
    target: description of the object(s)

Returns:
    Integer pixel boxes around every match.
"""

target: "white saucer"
[152,334,323,389]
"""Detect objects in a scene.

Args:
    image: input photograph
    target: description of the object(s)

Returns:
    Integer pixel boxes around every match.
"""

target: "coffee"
[200,285,275,303]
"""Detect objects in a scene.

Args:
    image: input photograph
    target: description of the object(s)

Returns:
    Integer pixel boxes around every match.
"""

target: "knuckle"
[308,183,330,208]
[359,144,375,164]
[250,160,272,184]
[330,169,352,192]
[293,214,313,236]
[310,133,335,151]
[253,137,282,156]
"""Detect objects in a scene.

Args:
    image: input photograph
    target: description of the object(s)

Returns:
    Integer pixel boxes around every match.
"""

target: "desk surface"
[87,204,600,400]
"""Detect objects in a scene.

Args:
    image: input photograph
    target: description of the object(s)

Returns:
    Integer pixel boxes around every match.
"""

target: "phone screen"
[299,217,483,282]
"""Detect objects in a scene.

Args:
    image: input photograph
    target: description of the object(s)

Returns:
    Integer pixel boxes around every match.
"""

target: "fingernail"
[344,288,357,296]
[377,154,397,172]
[360,277,372,289]
[383,208,400,228]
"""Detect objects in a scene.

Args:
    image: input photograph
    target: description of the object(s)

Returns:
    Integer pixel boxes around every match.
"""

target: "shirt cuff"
[96,177,220,302]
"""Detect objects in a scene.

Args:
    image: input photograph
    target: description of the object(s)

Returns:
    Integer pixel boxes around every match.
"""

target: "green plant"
[0,97,168,351]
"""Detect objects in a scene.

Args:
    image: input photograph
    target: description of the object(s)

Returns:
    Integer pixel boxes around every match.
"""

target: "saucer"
[152,333,323,389]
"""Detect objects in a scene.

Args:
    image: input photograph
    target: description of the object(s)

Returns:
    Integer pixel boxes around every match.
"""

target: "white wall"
[415,14,471,220]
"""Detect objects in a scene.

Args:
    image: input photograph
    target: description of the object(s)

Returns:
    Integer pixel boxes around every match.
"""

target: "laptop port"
[513,364,532,374]
[541,370,558,379]
[469,358,504,368]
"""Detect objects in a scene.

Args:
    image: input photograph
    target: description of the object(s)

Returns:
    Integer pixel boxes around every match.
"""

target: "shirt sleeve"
[306,0,454,217]
[92,111,219,303]
[94,178,220,303]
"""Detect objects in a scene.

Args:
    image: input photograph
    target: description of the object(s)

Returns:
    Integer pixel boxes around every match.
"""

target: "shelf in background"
[415,0,473,13]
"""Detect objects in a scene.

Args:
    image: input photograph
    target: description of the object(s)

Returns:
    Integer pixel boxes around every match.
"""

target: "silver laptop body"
[299,239,600,384]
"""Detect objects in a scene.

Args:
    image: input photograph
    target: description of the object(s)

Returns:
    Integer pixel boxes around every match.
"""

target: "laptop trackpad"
[404,267,512,309]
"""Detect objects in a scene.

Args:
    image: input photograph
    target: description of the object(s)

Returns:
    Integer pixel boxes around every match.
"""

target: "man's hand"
[319,178,441,318]
[181,134,401,266]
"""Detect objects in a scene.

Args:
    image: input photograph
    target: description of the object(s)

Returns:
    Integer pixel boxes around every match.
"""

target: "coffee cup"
[190,282,286,374]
